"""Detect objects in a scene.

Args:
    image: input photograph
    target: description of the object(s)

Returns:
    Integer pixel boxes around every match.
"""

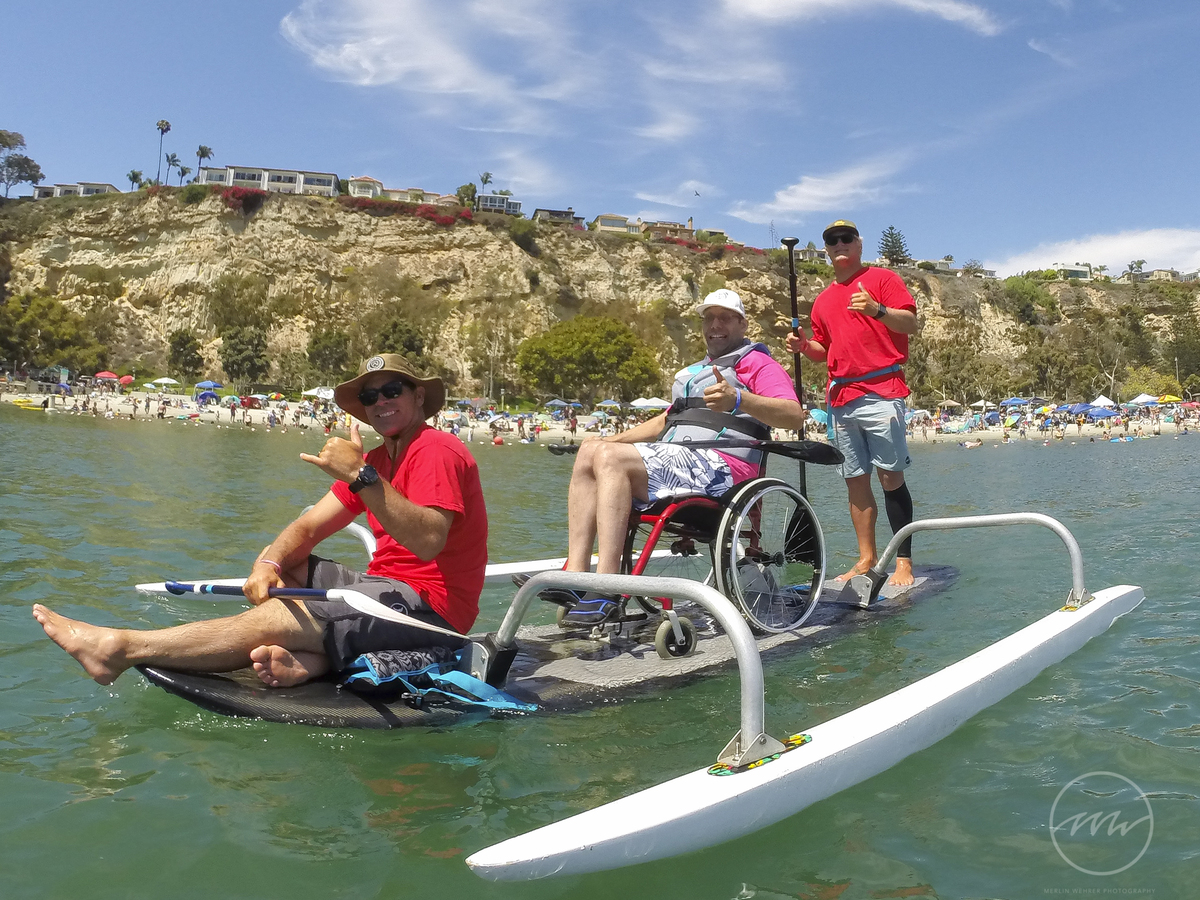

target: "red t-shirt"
[330,425,488,633]
[810,266,916,407]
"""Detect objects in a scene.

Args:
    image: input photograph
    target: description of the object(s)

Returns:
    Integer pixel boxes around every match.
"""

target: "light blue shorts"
[830,395,911,479]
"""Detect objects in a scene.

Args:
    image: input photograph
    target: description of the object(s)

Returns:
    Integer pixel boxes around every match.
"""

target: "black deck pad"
[139,565,956,729]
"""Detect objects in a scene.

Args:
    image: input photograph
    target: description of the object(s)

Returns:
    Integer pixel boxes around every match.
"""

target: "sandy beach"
[3,389,1193,447]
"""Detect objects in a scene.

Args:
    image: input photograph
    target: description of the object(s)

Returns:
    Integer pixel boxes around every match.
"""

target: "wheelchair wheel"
[654,616,697,658]
[714,478,826,634]
[621,501,717,616]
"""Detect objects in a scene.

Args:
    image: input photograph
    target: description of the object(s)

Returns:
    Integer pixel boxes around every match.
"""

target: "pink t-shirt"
[810,266,916,407]
[713,349,799,483]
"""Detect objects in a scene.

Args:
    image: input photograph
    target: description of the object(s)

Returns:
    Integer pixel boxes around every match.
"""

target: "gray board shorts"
[303,556,467,671]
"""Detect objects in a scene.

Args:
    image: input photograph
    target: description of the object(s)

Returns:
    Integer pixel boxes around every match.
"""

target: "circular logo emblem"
[365,356,386,372]
[1050,771,1153,876]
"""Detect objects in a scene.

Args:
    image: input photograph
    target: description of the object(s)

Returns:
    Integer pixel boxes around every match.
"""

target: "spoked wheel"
[714,478,826,634]
[621,503,718,616]
[654,616,697,658]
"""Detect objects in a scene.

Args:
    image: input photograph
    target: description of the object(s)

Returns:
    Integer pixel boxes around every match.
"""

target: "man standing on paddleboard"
[785,220,919,586]
[33,354,488,688]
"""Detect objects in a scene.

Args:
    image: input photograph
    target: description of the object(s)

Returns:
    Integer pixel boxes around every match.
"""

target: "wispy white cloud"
[726,0,1003,37]
[633,110,700,142]
[1028,37,1075,66]
[635,180,716,208]
[728,156,910,224]
[986,229,1200,277]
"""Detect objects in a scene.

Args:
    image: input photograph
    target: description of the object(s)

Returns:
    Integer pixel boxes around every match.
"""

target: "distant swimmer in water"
[960,439,983,449]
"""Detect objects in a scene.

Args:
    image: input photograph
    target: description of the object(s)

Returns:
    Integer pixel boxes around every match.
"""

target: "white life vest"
[659,341,774,466]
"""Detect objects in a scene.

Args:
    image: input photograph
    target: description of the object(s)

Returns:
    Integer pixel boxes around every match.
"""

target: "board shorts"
[830,395,911,479]
[633,442,734,510]
[303,557,466,671]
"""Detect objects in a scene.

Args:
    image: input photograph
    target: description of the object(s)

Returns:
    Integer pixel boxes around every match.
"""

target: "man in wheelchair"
[553,289,806,626]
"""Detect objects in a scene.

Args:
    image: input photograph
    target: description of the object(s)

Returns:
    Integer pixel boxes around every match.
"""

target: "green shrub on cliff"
[516,316,661,404]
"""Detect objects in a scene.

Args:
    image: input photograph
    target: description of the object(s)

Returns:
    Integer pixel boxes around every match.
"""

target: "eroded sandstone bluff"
[0,190,1184,392]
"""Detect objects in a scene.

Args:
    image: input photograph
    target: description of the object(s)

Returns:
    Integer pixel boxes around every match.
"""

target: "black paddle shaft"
[780,237,807,497]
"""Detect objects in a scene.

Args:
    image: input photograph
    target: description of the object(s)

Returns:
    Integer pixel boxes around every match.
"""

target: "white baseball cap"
[695,288,746,318]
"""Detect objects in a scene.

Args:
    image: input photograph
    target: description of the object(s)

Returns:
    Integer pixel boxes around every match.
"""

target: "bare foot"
[249,645,327,688]
[834,559,876,582]
[888,558,915,587]
[31,604,126,685]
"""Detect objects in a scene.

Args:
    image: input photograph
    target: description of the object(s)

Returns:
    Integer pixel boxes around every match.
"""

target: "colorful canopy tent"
[1068,403,1093,414]
[196,380,224,389]
[196,391,219,402]
[969,400,995,409]
[1087,408,1118,419]
[1090,394,1116,407]
[999,397,1027,407]
[1129,393,1159,406]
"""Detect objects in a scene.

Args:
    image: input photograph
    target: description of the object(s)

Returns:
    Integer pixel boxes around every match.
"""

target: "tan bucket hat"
[333,354,445,422]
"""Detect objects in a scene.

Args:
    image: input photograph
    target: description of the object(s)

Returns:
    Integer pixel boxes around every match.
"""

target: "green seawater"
[1,404,1196,898]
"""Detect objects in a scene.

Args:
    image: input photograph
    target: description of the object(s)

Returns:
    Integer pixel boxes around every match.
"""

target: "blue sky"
[6,0,1200,276]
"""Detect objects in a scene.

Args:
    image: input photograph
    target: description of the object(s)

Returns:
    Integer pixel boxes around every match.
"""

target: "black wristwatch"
[348,464,379,493]
[872,302,888,320]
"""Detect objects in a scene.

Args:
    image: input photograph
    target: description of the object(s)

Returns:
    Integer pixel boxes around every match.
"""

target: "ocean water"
[1,404,1196,899]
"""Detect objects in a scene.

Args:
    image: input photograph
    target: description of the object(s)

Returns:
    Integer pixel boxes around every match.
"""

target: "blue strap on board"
[343,652,537,713]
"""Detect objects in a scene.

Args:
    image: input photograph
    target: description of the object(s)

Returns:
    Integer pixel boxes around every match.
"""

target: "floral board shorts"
[633,442,735,510]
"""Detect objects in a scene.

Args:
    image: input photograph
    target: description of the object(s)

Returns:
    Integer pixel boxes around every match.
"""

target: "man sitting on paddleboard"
[33,355,488,688]
[552,289,805,625]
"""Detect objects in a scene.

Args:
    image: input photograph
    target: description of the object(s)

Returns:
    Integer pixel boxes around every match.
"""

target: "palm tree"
[177,165,192,186]
[196,145,213,180]
[155,120,171,182]
[126,170,143,191]
[164,153,180,185]
[479,171,493,193]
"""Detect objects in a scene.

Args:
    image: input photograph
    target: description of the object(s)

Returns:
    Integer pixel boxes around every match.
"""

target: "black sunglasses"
[358,379,412,406]
[825,233,858,246]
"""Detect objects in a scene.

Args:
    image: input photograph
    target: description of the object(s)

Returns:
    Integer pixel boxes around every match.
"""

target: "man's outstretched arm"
[244,492,357,604]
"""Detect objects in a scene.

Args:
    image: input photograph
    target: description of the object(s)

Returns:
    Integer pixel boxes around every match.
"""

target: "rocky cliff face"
[2,190,1189,391]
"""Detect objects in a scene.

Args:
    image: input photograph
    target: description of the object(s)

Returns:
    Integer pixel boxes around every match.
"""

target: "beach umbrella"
[999,397,1027,407]
[809,408,829,425]
[153,377,181,385]
[969,399,994,409]
[250,393,268,401]
[268,392,285,400]
[631,397,671,409]
[196,380,224,389]
[142,382,157,390]
[545,399,568,407]
[938,398,962,408]
[596,399,623,408]
[118,375,134,385]
[1158,394,1183,403]
[94,371,118,379]
[56,383,73,395]
[221,395,240,407]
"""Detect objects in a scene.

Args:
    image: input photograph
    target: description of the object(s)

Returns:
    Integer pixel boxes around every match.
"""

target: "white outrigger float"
[136,512,1142,880]
[464,513,1143,881]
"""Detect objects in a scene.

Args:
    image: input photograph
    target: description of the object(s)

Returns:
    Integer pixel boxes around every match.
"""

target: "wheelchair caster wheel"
[654,616,696,659]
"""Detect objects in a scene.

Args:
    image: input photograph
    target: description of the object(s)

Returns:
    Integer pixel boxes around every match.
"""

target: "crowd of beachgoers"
[3,386,1195,447]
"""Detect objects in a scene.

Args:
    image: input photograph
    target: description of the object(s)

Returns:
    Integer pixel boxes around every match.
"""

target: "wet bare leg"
[836,472,877,580]
[32,599,325,685]
[250,645,330,687]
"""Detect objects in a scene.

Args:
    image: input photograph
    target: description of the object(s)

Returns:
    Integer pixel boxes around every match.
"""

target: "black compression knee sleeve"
[883,482,914,559]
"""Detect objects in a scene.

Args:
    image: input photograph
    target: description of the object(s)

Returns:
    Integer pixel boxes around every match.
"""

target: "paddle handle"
[165,581,327,598]
[780,237,807,497]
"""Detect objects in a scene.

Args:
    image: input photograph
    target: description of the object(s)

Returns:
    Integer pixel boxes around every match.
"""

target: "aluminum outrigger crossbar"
[836,512,1092,610]
[462,570,787,769]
